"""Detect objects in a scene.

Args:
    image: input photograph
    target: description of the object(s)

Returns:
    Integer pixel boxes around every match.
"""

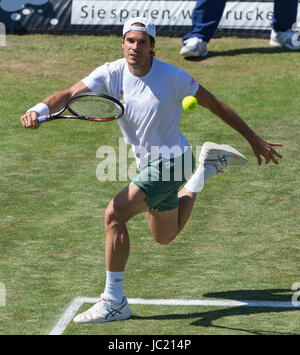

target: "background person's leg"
[182,0,227,43]
[272,0,298,32]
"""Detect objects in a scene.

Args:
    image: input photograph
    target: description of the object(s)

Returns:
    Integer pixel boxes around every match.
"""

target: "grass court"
[0,34,299,335]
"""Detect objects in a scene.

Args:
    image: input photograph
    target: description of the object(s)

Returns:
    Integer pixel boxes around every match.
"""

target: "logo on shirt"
[190,78,195,86]
[119,90,124,101]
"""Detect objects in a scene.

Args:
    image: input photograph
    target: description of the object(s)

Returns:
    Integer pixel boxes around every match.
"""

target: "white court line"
[49,297,300,335]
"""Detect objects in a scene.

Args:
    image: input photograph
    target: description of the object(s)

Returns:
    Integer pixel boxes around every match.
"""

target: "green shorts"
[132,148,195,212]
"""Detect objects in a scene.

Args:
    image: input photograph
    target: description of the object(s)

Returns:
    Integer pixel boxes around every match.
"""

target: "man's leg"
[145,167,216,245]
[146,188,196,245]
[146,142,248,245]
[73,182,148,324]
[104,182,148,271]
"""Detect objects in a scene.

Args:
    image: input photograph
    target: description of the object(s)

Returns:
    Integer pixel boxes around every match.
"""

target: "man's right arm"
[21,81,90,129]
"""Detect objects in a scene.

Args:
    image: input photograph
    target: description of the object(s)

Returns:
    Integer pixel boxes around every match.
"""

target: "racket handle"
[37,115,49,123]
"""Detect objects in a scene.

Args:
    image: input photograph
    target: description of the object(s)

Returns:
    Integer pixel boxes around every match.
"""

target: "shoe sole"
[270,39,300,50]
[180,50,208,58]
[200,142,248,165]
[73,306,131,324]
[73,312,131,324]
[93,312,131,324]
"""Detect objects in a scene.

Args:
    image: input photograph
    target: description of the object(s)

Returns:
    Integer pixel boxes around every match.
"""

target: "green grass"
[0,34,299,335]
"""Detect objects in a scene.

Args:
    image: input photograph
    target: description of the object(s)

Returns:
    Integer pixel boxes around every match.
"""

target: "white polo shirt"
[82,57,199,170]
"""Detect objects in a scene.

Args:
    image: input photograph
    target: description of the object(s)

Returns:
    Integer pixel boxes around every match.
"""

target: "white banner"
[71,0,300,30]
[71,1,194,26]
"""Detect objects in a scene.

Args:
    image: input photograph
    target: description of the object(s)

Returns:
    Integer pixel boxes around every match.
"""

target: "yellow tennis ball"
[182,96,197,111]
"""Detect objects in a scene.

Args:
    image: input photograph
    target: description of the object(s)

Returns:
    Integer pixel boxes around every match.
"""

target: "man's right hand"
[21,111,40,129]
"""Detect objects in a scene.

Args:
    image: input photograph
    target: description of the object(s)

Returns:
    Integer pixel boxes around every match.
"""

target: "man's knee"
[153,230,178,245]
[105,200,123,227]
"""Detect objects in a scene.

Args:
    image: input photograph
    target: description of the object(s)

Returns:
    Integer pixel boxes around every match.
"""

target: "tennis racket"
[37,92,124,124]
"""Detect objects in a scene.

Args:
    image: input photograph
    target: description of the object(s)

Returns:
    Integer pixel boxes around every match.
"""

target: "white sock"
[184,164,217,193]
[101,271,125,304]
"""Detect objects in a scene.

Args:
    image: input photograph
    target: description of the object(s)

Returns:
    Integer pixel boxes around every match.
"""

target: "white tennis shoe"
[73,296,131,324]
[199,142,248,173]
[270,29,300,50]
[180,37,208,57]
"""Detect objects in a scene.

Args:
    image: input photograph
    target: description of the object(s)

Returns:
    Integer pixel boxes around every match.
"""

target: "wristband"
[26,102,49,116]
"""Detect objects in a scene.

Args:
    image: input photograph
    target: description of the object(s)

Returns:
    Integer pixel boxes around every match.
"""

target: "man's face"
[122,30,154,69]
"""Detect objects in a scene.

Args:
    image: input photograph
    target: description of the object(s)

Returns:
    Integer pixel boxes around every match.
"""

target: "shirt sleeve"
[81,63,110,93]
[175,69,199,101]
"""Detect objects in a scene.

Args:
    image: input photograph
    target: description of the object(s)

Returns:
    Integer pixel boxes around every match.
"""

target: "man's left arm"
[195,85,283,165]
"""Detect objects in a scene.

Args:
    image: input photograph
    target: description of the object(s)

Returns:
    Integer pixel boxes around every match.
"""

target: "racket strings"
[69,96,122,119]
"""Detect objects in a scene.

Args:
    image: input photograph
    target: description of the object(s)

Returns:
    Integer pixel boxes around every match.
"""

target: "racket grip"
[37,115,49,123]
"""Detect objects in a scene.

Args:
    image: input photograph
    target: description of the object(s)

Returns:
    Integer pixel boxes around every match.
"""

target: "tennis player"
[21,17,282,324]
